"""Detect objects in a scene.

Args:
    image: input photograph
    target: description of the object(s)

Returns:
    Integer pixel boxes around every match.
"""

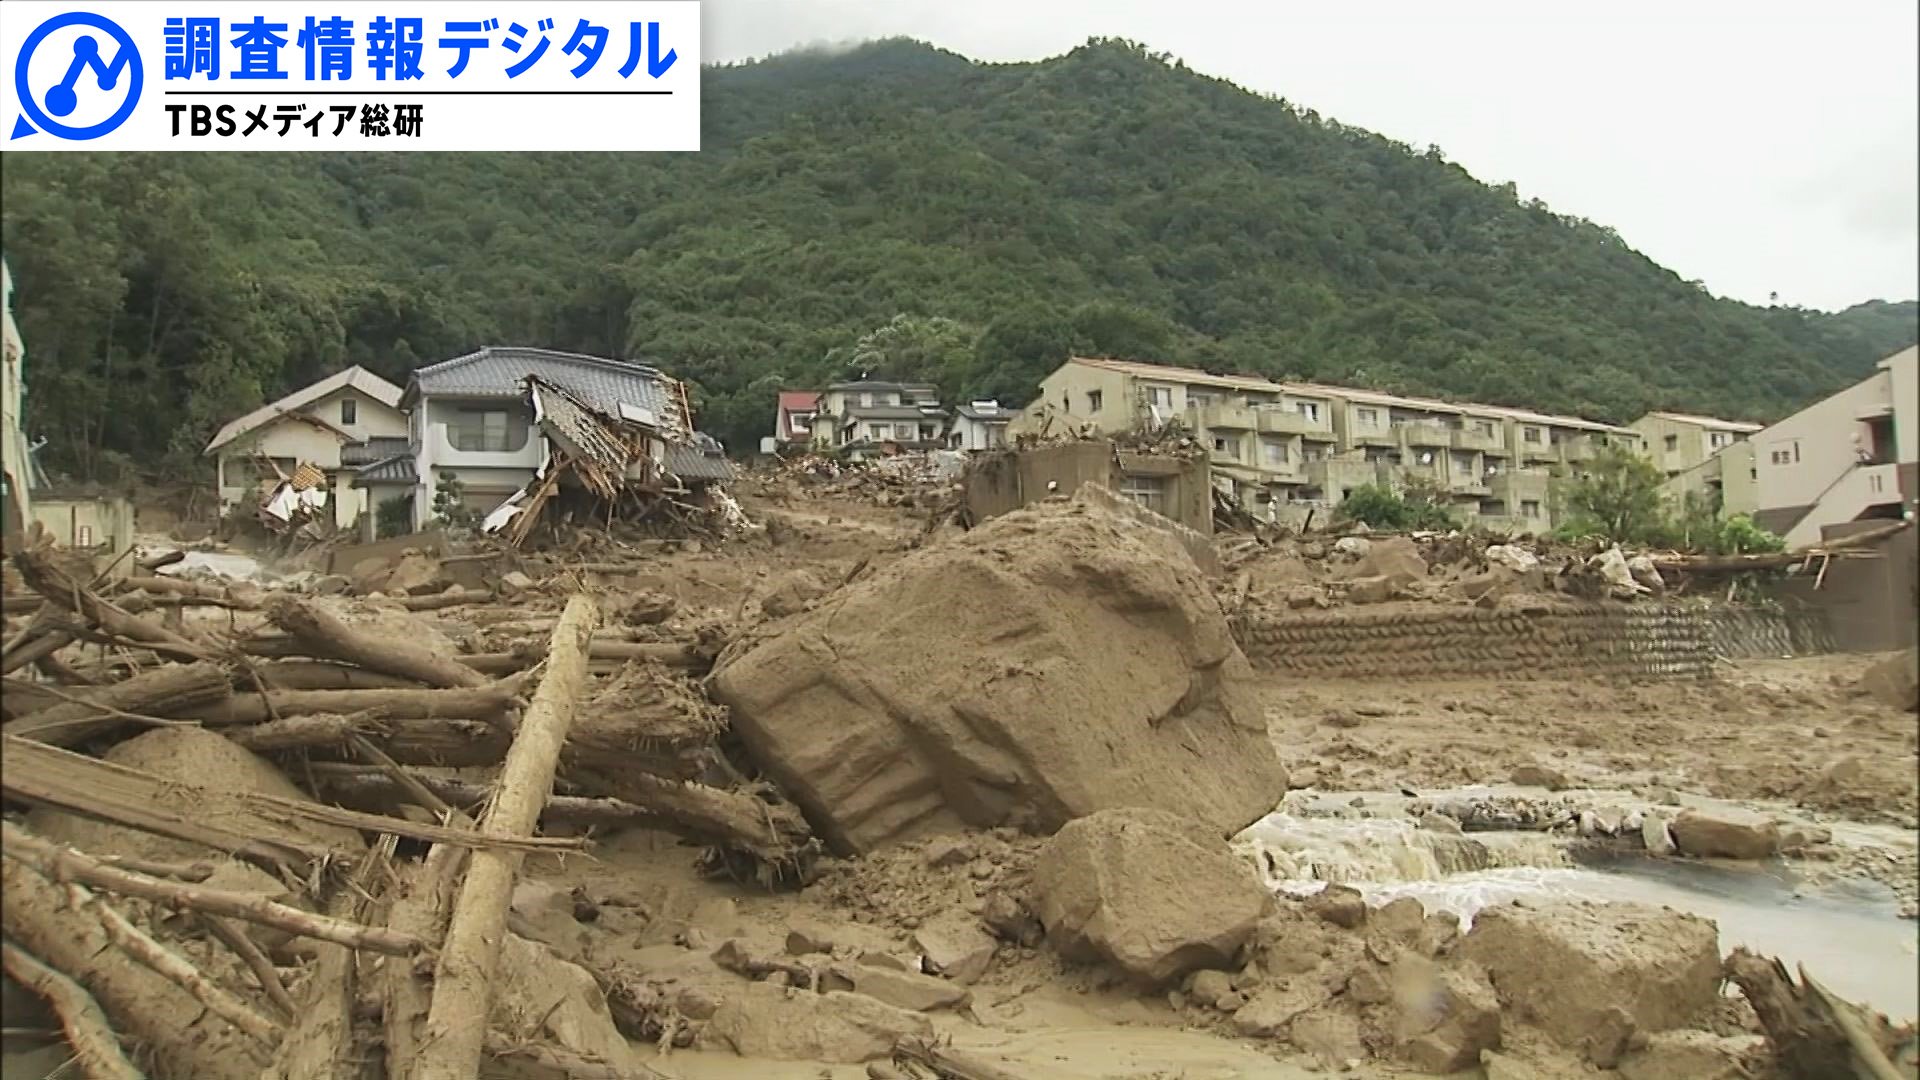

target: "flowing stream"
[1233,804,1919,1022]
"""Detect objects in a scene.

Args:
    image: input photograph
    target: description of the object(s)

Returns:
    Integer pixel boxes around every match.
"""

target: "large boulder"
[1860,649,1918,712]
[711,492,1285,854]
[1458,901,1720,1052]
[1669,807,1780,860]
[704,983,931,1063]
[1344,536,1428,582]
[1031,808,1273,985]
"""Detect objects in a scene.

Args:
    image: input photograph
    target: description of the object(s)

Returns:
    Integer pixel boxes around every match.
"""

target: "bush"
[376,495,412,539]
[431,472,481,531]
[1336,482,1461,531]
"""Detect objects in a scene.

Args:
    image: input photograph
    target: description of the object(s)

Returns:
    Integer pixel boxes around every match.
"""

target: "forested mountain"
[3,38,1914,477]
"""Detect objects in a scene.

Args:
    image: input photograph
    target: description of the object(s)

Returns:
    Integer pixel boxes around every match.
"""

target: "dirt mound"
[713,492,1285,854]
[1033,808,1271,985]
[1458,901,1720,1060]
[1860,648,1919,712]
[27,727,361,897]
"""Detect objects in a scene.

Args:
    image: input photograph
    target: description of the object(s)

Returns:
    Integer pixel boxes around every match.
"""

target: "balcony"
[1308,457,1383,493]
[1396,421,1454,448]
[425,424,544,472]
[1253,407,1331,438]
[1492,469,1551,505]
[1452,427,1505,453]
[1188,401,1258,431]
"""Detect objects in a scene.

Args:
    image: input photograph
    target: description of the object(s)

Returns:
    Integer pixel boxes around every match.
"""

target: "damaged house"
[385,346,731,535]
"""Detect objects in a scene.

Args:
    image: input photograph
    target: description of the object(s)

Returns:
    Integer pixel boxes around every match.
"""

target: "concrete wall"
[29,495,134,555]
[1886,347,1918,464]
[963,441,1212,534]
[1771,525,1917,653]
[1752,367,1894,520]
[1232,602,1835,682]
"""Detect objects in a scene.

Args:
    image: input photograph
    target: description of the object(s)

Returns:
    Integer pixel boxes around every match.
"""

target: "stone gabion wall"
[1229,603,1827,681]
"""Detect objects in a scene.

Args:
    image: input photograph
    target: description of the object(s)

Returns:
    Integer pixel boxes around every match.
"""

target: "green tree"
[1552,446,1668,544]
[1336,481,1460,531]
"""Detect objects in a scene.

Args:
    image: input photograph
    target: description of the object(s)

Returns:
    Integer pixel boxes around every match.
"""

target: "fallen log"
[416,593,599,1080]
[2,855,266,1080]
[81,884,283,1043]
[2,821,424,955]
[183,682,520,726]
[227,713,512,767]
[0,628,73,676]
[265,595,487,689]
[240,659,423,691]
[199,913,296,1019]
[894,1038,1034,1080]
[138,550,186,572]
[1,735,584,865]
[395,589,497,612]
[14,549,214,663]
[382,844,469,1077]
[313,768,814,867]
[0,940,144,1080]
[1,661,229,747]
[118,575,264,609]
[460,640,709,675]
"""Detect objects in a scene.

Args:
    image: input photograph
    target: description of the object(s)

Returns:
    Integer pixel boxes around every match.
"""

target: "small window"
[1147,386,1174,408]
[1521,500,1541,518]
[1265,441,1289,465]
[1295,401,1321,421]
[451,409,512,452]
[1475,420,1495,436]
[1664,434,1678,451]
[77,524,94,547]
[1522,427,1543,444]
[1356,407,1379,425]
[1770,449,1793,466]
[1710,431,1732,448]
[341,398,357,425]
[1086,390,1104,413]
[1190,392,1213,407]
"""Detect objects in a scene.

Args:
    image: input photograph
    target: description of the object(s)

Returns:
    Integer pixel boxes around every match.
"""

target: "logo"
[12,11,143,140]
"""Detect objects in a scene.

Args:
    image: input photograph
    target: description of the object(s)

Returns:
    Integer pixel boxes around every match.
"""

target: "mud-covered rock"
[1458,901,1719,1047]
[712,492,1285,854]
[823,963,971,1012]
[757,569,827,618]
[1670,807,1780,859]
[1346,537,1427,581]
[1860,648,1919,712]
[1617,1031,1764,1080]
[705,983,932,1063]
[1033,808,1271,986]
[1389,959,1502,1074]
[909,912,996,985]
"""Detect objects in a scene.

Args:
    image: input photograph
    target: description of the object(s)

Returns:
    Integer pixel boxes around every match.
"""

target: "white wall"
[1753,370,1892,514]
[1884,347,1918,464]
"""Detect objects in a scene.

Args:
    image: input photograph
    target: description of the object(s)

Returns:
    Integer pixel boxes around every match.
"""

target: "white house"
[811,380,946,458]
[948,400,1014,451]
[204,366,407,530]
[396,346,731,531]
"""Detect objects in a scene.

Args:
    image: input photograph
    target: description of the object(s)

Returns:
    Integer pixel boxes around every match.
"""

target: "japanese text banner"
[1,1,700,150]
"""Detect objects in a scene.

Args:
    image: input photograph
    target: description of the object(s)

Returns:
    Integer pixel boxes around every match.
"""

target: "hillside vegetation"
[3,38,1914,476]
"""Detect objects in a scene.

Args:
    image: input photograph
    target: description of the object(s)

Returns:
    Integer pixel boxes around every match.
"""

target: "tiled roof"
[409,347,683,434]
[778,390,820,411]
[956,404,1014,422]
[827,379,938,392]
[664,435,732,482]
[341,436,409,466]
[206,366,404,454]
[351,455,417,486]
[845,405,940,422]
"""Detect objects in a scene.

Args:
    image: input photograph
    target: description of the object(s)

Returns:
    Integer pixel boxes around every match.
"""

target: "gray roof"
[409,347,682,434]
[955,405,1014,422]
[352,455,417,487]
[341,436,408,466]
[664,434,733,483]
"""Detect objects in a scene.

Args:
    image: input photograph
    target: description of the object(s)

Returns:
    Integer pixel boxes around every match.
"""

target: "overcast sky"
[703,0,1919,313]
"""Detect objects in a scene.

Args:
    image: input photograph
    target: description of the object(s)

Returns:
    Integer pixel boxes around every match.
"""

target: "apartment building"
[811,380,946,458]
[1630,411,1763,507]
[1718,346,1917,549]
[1014,356,1643,531]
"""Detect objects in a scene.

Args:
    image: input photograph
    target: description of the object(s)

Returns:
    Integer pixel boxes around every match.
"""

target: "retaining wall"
[1232,603,1833,681]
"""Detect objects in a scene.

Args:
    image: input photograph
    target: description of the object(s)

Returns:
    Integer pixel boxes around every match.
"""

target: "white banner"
[0,0,699,150]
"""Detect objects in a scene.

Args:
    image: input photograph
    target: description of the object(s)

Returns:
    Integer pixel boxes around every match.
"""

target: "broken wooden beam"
[415,593,599,1080]
[459,640,709,675]
[0,940,143,1080]
[182,681,521,726]
[14,549,214,663]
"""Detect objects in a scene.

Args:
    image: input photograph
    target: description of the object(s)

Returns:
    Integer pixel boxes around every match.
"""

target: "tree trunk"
[264,596,487,689]
[414,594,599,1080]
[1,661,229,747]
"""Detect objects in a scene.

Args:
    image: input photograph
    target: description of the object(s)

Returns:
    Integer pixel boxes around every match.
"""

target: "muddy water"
[1234,811,1920,1023]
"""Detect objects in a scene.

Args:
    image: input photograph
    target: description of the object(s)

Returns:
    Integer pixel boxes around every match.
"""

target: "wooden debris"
[415,594,599,1080]
[2,660,229,747]
[0,940,144,1080]
[14,549,214,663]
[83,884,284,1043]
[265,596,488,688]
[1725,947,1909,1080]
[185,681,521,726]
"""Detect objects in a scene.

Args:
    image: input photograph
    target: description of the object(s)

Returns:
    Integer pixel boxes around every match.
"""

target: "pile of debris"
[750,451,962,510]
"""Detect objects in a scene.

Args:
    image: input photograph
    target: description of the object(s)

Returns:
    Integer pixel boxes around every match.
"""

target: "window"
[1768,440,1800,466]
[1295,401,1321,422]
[1190,392,1213,407]
[340,398,357,425]
[870,424,892,442]
[1086,390,1104,413]
[1662,434,1677,451]
[1770,450,1793,466]
[449,410,511,452]
[77,525,94,547]
[1147,386,1174,408]
[1356,407,1380,425]
[1213,435,1239,456]
[1523,427,1543,444]
[1118,474,1166,513]
[1474,420,1495,436]
[1264,441,1289,465]
[861,393,873,408]
[1709,431,1733,449]
[790,412,812,433]
[1521,500,1542,518]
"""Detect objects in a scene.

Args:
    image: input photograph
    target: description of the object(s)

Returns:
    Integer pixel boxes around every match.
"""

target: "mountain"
[3,38,1914,475]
